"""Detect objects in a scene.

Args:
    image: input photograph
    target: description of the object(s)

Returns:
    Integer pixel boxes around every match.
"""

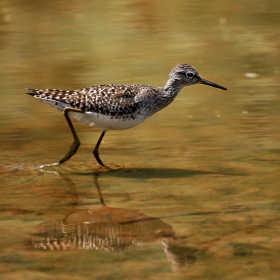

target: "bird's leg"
[93,129,107,167]
[93,174,106,205]
[56,107,83,165]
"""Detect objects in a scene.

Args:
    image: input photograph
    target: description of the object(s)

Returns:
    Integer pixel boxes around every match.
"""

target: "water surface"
[1,1,280,279]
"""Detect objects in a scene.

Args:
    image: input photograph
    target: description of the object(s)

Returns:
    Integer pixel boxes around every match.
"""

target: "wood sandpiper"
[26,64,227,167]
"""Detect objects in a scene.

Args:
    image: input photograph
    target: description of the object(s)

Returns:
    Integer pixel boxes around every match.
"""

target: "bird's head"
[169,64,227,90]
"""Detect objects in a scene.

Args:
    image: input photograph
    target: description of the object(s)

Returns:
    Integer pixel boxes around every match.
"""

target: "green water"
[1,1,280,279]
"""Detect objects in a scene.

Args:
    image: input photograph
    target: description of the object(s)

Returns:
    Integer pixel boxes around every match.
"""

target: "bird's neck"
[149,78,184,114]
[163,78,184,97]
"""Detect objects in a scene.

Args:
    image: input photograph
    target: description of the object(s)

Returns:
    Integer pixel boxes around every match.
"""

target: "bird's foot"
[93,162,124,172]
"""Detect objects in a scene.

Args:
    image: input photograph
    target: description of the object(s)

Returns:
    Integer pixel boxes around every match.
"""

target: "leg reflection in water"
[29,173,196,272]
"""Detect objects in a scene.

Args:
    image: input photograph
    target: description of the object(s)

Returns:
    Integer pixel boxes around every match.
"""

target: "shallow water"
[1,1,280,279]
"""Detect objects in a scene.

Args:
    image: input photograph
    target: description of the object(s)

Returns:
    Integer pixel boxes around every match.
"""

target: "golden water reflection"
[29,173,196,273]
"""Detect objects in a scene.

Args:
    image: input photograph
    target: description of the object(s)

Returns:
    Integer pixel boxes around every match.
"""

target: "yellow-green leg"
[56,107,83,165]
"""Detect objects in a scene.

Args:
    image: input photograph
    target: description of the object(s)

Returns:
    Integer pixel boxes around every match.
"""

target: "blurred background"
[0,0,280,279]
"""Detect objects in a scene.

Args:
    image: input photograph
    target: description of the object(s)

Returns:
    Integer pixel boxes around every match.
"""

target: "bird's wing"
[26,85,150,115]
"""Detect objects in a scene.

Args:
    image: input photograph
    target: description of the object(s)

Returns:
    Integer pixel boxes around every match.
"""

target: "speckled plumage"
[26,84,164,130]
[26,64,227,166]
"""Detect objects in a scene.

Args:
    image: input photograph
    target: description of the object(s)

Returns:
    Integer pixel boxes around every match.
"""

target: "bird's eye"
[186,72,194,78]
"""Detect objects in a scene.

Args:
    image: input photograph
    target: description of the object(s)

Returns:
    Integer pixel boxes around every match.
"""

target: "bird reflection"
[30,173,196,272]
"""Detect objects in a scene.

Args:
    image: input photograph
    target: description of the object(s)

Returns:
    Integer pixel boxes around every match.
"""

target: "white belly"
[39,98,145,130]
[69,111,145,130]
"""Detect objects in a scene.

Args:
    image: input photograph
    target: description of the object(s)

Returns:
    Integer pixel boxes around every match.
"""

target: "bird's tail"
[25,88,39,96]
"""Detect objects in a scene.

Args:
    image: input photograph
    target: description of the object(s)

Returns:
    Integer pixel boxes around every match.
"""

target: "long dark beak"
[200,78,227,91]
